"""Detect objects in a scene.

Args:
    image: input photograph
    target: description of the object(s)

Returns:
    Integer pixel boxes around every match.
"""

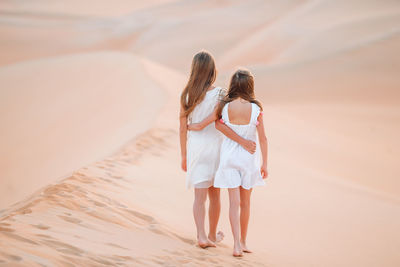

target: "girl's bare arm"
[188,104,256,154]
[187,106,218,131]
[256,112,268,178]
[179,106,188,172]
[215,120,256,154]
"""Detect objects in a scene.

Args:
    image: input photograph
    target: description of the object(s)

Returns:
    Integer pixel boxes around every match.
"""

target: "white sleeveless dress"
[214,102,265,190]
[186,87,224,188]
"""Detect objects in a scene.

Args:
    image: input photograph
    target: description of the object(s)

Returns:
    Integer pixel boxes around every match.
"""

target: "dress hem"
[213,182,265,190]
[186,176,215,189]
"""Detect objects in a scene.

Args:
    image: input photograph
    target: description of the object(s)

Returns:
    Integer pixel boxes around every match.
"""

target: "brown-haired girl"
[190,68,268,256]
[215,69,268,257]
[180,52,258,248]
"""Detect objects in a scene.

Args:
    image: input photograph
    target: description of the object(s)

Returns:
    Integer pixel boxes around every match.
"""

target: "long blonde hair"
[217,69,262,118]
[180,51,217,117]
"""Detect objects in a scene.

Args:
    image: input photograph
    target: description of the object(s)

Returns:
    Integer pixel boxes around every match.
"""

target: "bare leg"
[228,187,242,257]
[194,188,215,248]
[208,186,224,243]
[240,187,252,253]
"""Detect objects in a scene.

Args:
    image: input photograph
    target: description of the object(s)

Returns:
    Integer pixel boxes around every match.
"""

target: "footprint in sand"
[57,215,82,224]
[148,224,166,236]
[91,200,107,207]
[0,252,22,262]
[15,208,32,215]
[106,243,129,250]
[88,256,113,265]
[110,174,124,180]
[40,239,84,256]
[168,232,196,245]
[36,234,53,239]
[0,232,38,245]
[124,209,156,223]
[0,226,15,232]
[31,224,51,230]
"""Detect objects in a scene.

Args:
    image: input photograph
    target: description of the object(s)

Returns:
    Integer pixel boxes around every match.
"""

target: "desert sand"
[0,0,399,266]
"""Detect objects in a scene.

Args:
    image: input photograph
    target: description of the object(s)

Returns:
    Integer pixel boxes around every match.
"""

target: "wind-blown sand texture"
[1,0,399,266]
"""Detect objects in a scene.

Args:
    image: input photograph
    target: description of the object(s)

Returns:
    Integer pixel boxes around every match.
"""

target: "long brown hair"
[180,51,217,117]
[217,69,262,118]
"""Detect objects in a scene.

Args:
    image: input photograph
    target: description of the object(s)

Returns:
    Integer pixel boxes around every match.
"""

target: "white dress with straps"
[186,87,223,188]
[214,102,265,189]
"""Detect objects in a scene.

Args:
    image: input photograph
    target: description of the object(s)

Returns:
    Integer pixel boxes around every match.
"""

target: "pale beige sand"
[0,0,176,17]
[0,52,164,209]
[1,0,400,266]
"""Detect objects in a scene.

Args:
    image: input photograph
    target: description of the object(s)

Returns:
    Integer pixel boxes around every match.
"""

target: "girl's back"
[213,68,268,257]
[186,87,223,188]
[220,99,260,141]
[227,99,252,125]
[214,99,264,190]
[189,87,222,132]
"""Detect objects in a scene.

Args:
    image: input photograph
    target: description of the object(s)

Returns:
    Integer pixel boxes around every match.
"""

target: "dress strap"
[251,103,261,125]
[222,102,230,123]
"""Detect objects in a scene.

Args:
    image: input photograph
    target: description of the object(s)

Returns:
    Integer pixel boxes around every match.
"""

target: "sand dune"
[254,35,400,198]
[218,0,400,68]
[0,0,176,17]
[0,58,266,266]
[0,0,399,266]
[0,128,263,266]
[0,52,164,209]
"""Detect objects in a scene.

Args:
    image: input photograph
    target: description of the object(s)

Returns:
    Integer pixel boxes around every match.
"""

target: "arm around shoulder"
[188,106,218,131]
[215,120,257,154]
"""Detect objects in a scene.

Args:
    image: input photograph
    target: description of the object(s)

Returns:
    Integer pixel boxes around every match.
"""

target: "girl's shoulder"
[205,86,223,96]
[251,102,263,120]
[252,102,261,110]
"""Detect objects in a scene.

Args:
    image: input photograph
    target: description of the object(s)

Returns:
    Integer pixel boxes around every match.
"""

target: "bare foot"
[198,238,216,249]
[240,242,252,253]
[233,250,243,257]
[233,243,243,257]
[209,231,224,243]
[216,231,224,242]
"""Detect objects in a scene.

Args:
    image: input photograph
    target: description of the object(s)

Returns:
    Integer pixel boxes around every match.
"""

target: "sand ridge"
[0,52,165,209]
[0,127,265,266]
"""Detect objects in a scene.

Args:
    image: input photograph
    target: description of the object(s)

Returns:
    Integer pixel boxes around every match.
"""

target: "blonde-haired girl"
[180,52,257,248]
